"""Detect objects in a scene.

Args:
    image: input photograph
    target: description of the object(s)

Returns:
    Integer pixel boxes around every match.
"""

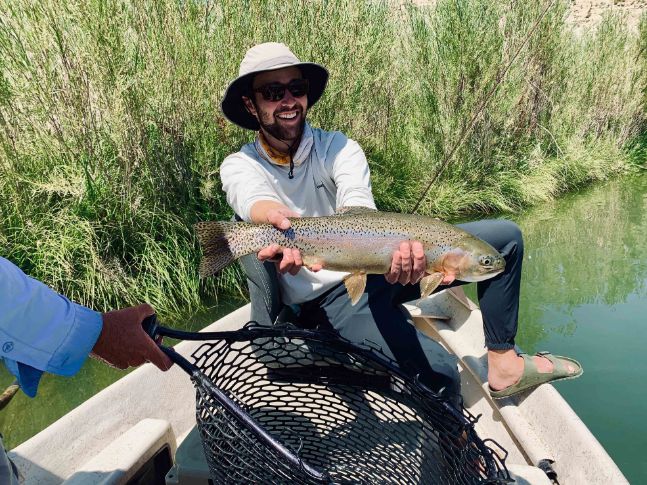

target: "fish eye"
[480,256,492,266]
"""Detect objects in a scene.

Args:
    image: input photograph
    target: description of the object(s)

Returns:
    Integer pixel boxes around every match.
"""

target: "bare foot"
[487,350,523,391]
[487,350,579,392]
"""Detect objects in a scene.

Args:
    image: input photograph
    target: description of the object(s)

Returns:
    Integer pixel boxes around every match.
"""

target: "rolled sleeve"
[0,258,103,397]
[330,136,377,210]
[220,154,283,221]
[44,302,103,374]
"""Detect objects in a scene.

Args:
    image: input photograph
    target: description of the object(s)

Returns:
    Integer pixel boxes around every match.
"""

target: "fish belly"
[294,230,402,274]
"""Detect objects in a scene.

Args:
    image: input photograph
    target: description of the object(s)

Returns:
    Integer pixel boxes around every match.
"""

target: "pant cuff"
[486,342,515,351]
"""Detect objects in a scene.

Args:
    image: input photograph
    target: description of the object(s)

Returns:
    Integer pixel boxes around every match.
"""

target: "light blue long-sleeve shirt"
[0,257,103,397]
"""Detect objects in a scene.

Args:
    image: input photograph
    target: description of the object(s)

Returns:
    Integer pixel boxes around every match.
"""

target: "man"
[219,42,581,405]
[0,256,172,483]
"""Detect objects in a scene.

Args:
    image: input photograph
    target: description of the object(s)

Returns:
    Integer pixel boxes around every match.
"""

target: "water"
[0,297,245,450]
[3,175,647,481]
[499,173,647,483]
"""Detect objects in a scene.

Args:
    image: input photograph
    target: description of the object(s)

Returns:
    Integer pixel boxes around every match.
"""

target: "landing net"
[190,322,510,484]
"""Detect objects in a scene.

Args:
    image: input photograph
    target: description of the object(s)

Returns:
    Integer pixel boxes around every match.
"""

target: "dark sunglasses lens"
[287,79,309,97]
[257,79,309,101]
[260,84,286,102]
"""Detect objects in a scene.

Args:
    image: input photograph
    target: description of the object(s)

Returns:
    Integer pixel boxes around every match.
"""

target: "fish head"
[441,237,505,282]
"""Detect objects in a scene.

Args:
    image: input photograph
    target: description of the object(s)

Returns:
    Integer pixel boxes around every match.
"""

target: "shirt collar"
[254,122,314,169]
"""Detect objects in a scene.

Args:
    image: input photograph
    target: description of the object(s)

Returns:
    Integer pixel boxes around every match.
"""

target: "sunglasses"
[252,78,309,102]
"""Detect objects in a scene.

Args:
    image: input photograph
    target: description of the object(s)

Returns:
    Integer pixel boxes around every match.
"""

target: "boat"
[8,288,628,484]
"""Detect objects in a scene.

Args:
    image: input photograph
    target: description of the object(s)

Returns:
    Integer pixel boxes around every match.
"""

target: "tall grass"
[0,0,644,316]
[399,0,646,216]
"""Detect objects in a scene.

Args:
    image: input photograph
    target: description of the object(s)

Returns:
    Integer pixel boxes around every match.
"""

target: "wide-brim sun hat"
[221,42,329,131]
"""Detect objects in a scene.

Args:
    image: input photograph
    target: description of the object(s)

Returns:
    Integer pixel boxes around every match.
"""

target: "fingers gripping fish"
[195,207,505,305]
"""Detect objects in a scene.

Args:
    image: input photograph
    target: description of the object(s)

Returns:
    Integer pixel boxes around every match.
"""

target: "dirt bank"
[568,0,645,32]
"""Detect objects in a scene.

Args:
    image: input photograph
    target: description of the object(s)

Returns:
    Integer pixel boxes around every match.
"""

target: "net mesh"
[190,322,510,484]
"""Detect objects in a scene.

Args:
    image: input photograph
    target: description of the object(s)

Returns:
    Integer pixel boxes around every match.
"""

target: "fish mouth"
[447,250,505,282]
[460,266,505,282]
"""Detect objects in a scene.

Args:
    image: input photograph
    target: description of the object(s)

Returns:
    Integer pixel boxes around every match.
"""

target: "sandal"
[489,351,583,400]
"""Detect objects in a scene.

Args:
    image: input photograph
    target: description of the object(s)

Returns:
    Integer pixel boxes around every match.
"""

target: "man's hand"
[258,243,304,275]
[441,274,456,285]
[257,207,322,274]
[91,304,173,371]
[384,241,456,286]
[385,241,427,285]
[266,207,299,230]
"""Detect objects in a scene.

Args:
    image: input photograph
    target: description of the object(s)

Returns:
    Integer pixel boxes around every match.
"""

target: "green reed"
[0,0,644,316]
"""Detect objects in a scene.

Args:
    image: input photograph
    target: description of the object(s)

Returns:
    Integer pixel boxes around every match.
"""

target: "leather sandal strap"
[535,351,567,374]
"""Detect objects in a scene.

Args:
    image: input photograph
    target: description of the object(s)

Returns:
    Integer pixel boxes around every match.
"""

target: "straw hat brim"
[221,62,329,131]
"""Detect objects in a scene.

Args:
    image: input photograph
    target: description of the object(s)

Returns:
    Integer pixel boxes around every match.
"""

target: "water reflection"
[515,174,647,483]
[459,175,647,481]
[518,174,647,347]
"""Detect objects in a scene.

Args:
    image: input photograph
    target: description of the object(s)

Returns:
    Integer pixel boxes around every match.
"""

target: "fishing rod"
[410,0,558,214]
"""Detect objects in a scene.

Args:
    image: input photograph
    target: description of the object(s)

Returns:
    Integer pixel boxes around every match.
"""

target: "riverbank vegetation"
[0,0,645,316]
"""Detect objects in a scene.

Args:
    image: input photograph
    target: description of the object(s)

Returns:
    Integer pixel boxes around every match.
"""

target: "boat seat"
[165,427,209,485]
[238,252,297,327]
[62,418,176,485]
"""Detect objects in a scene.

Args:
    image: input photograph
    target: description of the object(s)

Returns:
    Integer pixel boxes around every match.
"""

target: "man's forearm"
[0,257,103,396]
[249,200,293,224]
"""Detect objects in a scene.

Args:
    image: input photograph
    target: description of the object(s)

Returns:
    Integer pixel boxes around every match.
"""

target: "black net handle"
[142,315,330,483]
[143,314,315,342]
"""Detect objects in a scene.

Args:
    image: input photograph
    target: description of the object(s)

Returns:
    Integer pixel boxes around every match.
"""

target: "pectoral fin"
[343,272,367,305]
[420,272,445,299]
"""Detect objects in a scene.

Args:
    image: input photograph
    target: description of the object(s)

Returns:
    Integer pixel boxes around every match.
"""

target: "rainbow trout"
[195,207,505,305]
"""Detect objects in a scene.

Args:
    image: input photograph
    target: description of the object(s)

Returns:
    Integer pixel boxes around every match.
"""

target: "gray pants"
[0,435,19,485]
[240,219,524,405]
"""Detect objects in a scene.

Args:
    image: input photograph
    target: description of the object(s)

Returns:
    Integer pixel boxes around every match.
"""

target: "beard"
[258,106,306,148]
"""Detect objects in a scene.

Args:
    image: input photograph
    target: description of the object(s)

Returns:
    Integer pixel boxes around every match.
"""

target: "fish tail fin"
[194,221,248,277]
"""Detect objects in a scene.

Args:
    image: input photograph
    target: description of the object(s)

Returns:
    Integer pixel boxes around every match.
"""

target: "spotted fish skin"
[195,208,505,290]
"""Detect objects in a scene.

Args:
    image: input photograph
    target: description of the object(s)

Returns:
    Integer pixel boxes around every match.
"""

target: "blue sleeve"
[0,257,103,397]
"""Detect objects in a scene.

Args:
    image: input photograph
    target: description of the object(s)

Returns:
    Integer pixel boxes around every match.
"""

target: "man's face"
[243,67,308,145]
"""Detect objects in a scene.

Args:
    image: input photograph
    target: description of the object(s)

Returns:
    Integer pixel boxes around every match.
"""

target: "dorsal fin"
[334,206,379,216]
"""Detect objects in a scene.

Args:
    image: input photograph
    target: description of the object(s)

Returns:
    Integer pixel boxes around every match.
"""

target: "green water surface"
[509,173,647,483]
[3,174,647,482]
